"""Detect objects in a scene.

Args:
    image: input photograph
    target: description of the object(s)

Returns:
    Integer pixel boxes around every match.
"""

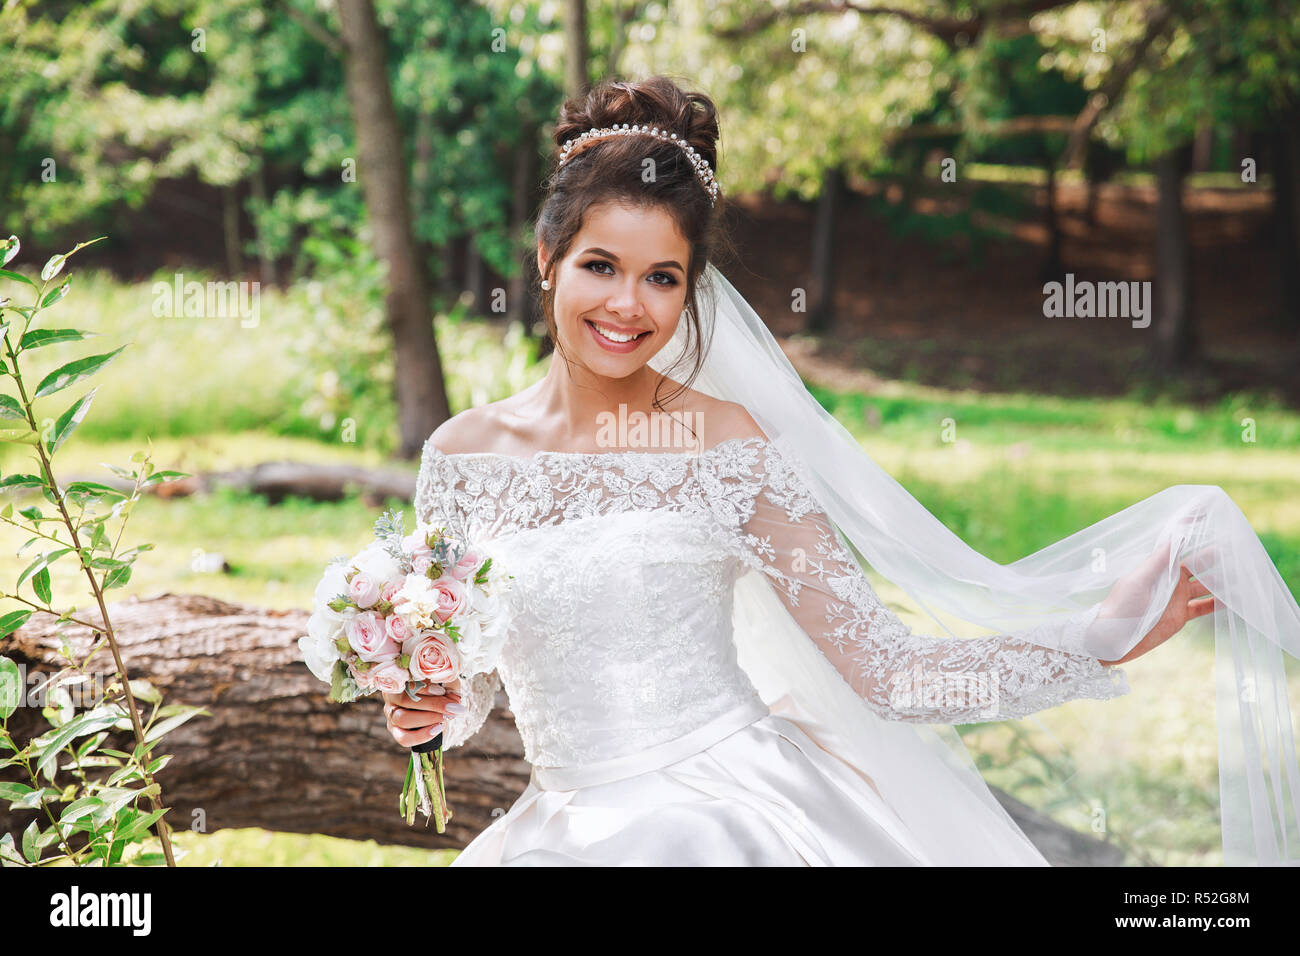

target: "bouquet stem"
[400,733,451,831]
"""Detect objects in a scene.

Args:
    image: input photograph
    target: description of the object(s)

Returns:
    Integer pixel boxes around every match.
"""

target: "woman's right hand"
[382,679,464,747]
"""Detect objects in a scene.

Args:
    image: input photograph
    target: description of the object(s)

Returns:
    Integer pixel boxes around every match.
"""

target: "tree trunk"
[509,120,541,334]
[1038,150,1065,283]
[222,184,242,278]
[1269,101,1300,341]
[1153,145,1197,369]
[336,0,451,459]
[564,0,589,97]
[806,165,844,334]
[249,162,277,288]
[0,593,1126,864]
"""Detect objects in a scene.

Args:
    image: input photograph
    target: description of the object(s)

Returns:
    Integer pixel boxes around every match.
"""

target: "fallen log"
[48,462,419,505]
[0,592,1124,864]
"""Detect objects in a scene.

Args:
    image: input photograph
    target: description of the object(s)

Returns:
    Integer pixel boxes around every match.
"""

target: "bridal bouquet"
[298,510,512,832]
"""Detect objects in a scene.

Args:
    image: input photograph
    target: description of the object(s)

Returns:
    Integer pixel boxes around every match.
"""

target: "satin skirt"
[450,699,936,866]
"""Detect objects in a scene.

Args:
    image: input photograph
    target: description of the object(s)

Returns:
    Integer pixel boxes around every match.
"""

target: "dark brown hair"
[533,74,737,414]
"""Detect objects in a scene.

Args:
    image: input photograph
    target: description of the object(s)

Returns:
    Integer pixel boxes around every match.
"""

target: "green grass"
[2,272,1298,865]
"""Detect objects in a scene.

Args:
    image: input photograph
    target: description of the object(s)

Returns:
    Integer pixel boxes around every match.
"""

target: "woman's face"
[538,201,690,381]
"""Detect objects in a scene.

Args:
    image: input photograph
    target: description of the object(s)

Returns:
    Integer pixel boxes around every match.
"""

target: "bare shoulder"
[665,384,767,448]
[426,402,508,456]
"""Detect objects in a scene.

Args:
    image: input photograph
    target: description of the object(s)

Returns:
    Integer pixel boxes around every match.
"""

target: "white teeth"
[590,321,645,343]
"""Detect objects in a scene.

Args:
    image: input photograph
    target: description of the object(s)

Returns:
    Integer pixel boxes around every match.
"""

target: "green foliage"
[0,235,202,866]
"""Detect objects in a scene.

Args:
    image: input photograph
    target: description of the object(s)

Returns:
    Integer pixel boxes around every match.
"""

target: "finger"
[1187,595,1216,618]
[391,721,444,747]
[388,705,448,730]
[390,696,462,719]
[1186,579,1212,600]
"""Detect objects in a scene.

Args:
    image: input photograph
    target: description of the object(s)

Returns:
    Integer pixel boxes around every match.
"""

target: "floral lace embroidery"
[412,434,1129,751]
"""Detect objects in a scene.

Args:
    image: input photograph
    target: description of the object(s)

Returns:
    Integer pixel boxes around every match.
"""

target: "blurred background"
[1,0,1298,866]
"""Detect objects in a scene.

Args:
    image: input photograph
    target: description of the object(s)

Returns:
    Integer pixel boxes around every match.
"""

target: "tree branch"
[711,0,1079,49]
[1060,2,1177,168]
[278,0,344,55]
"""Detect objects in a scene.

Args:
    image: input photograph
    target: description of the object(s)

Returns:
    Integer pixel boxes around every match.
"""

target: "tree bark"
[336,0,451,459]
[564,0,590,98]
[0,593,1125,864]
[806,165,844,334]
[1154,145,1197,369]
[1269,101,1300,341]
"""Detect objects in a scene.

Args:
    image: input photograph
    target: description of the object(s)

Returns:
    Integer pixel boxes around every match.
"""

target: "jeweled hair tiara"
[556,124,719,207]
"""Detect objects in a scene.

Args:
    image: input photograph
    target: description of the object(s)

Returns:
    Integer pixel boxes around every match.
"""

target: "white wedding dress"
[413,431,1132,866]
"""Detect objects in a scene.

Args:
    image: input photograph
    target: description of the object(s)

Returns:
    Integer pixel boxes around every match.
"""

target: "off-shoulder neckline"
[426,433,768,465]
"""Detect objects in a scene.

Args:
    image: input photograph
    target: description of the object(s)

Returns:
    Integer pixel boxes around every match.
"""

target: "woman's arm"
[734,436,1131,724]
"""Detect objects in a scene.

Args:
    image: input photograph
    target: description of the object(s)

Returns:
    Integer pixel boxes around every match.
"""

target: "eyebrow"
[579,247,684,272]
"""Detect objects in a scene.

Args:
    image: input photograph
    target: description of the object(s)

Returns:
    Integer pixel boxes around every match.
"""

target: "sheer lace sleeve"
[733,440,1130,724]
[414,437,501,750]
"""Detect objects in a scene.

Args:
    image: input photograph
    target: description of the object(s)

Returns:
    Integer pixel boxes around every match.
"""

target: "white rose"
[351,541,402,587]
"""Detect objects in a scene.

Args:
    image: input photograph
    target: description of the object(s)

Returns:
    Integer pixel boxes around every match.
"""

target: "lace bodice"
[413,434,1129,768]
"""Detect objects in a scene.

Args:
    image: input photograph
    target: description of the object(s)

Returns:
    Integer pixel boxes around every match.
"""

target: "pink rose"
[380,579,403,604]
[347,610,399,662]
[348,658,376,691]
[449,548,485,582]
[348,571,381,609]
[385,612,411,645]
[429,575,470,624]
[411,551,433,575]
[368,659,408,695]
[402,632,460,684]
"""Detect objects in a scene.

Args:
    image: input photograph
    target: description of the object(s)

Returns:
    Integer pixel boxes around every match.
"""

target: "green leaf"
[103,564,132,589]
[34,705,128,783]
[21,819,40,862]
[40,254,67,282]
[0,781,34,802]
[91,783,159,829]
[0,655,19,719]
[0,426,40,445]
[0,268,34,288]
[58,795,104,824]
[47,387,97,456]
[143,707,206,744]
[65,480,126,500]
[17,548,71,589]
[40,280,70,308]
[0,473,44,490]
[19,328,96,351]
[32,566,51,605]
[0,394,25,420]
[114,806,168,843]
[141,470,192,486]
[8,786,59,811]
[0,609,33,639]
[33,345,127,398]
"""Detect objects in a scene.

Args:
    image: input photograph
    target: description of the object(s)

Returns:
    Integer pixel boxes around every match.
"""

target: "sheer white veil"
[649,262,1300,866]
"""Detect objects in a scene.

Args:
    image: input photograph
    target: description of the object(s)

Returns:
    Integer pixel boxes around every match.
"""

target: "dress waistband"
[529,697,771,791]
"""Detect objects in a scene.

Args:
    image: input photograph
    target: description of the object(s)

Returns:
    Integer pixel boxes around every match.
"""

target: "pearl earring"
[541,278,551,291]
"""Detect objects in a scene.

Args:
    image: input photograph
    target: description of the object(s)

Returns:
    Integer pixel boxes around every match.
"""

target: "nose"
[605,279,645,320]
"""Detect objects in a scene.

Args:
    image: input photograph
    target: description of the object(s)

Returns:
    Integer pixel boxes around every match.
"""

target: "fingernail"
[429,722,443,736]
[446,702,466,715]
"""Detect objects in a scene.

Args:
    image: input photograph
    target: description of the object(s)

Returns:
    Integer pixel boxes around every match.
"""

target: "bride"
[383,75,1300,866]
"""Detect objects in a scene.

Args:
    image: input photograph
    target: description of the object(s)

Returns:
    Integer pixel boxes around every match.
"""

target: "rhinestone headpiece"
[557,124,719,207]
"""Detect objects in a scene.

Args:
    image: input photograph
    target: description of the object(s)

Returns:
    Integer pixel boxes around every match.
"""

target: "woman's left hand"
[1096,542,1216,666]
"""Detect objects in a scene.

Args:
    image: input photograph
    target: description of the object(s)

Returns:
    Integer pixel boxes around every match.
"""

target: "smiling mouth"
[586,319,651,343]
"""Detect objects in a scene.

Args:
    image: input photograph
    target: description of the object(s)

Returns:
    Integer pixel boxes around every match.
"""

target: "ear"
[536,240,550,282]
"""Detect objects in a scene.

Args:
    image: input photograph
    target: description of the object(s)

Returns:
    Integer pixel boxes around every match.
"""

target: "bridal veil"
[648,263,1300,866]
